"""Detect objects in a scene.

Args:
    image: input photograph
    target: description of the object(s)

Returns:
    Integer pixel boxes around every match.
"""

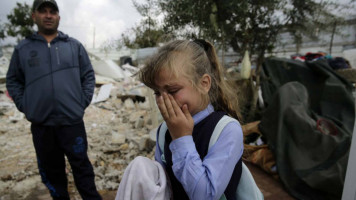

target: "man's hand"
[156,93,194,140]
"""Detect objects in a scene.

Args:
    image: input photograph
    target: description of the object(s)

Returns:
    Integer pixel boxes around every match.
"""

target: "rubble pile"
[0,79,159,199]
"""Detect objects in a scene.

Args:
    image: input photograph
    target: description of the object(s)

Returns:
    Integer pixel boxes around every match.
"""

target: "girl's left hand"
[156,92,194,140]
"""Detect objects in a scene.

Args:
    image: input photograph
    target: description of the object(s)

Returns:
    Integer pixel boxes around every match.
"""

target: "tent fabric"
[258,57,355,200]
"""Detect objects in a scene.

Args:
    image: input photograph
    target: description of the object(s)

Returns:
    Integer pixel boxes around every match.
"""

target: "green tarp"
[259,57,355,200]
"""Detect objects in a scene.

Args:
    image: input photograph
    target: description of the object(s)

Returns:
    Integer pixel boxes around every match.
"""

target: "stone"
[105,170,120,180]
[123,98,135,110]
[138,100,150,110]
[12,176,41,198]
[111,131,126,144]
[0,180,12,195]
[134,116,144,129]
[149,127,158,142]
[128,110,146,123]
[119,143,129,151]
[105,181,119,190]
[138,135,155,151]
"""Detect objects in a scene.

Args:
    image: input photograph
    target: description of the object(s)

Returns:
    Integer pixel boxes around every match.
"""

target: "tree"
[283,0,355,54]
[159,1,211,38]
[314,1,355,54]
[6,2,34,41]
[122,0,166,48]
[133,0,353,120]
[122,26,165,48]
[0,21,6,40]
[157,0,286,120]
[155,0,355,121]
[282,0,319,54]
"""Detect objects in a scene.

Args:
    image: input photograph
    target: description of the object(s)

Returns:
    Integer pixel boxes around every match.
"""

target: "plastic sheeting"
[259,57,355,200]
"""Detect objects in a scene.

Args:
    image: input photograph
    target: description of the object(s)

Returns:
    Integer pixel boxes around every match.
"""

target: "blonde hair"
[139,40,242,121]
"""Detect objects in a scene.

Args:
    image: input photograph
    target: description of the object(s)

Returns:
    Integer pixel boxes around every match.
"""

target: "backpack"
[158,115,264,200]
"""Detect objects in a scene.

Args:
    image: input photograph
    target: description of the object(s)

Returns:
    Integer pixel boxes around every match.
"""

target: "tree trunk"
[295,33,302,54]
[329,21,337,55]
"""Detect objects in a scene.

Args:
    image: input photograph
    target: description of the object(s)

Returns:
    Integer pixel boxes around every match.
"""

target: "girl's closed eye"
[168,89,180,95]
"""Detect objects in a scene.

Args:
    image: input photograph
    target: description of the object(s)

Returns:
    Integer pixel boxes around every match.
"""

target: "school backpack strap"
[210,116,264,200]
[208,115,237,151]
[158,122,168,164]
[158,116,263,200]
[236,163,264,200]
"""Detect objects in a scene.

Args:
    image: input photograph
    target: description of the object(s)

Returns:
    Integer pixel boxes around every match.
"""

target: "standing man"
[6,0,102,199]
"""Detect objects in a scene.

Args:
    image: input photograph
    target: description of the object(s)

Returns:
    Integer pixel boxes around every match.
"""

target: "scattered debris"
[0,63,161,199]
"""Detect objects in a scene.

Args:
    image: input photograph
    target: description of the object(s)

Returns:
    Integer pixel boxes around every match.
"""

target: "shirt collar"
[192,104,214,125]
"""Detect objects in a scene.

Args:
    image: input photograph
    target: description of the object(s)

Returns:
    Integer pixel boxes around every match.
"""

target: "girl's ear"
[200,74,211,94]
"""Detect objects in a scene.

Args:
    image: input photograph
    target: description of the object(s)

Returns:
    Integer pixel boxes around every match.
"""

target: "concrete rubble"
[0,71,160,199]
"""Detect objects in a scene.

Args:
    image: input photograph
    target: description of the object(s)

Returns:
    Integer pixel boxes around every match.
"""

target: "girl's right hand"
[156,92,194,140]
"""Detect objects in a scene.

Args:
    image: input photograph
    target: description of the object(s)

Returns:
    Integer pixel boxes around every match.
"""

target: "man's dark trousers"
[31,121,101,200]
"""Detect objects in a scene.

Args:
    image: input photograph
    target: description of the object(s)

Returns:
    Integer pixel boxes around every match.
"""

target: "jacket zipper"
[55,47,60,65]
[48,42,57,115]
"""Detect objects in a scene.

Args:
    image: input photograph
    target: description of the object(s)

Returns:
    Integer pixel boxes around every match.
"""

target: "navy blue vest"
[163,111,242,200]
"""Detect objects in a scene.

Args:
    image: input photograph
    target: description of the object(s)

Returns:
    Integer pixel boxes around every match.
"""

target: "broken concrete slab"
[92,60,129,80]
[123,98,135,110]
[92,83,113,104]
[111,131,126,144]
[95,74,117,86]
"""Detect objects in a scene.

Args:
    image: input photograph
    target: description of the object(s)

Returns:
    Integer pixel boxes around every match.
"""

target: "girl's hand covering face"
[156,92,194,140]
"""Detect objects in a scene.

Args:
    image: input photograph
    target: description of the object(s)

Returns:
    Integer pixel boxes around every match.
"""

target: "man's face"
[32,3,60,35]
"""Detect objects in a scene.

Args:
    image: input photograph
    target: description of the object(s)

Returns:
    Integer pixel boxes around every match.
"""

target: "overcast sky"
[0,0,143,48]
[1,0,355,49]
